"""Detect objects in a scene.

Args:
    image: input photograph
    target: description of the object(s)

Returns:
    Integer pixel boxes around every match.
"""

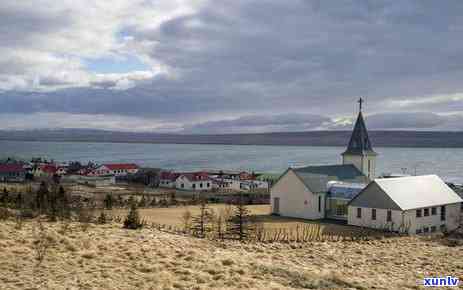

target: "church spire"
[342,98,376,156]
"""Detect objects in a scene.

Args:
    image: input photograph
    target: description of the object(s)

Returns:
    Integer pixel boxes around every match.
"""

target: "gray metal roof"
[351,175,463,210]
[342,111,376,156]
[328,182,366,200]
[292,164,368,193]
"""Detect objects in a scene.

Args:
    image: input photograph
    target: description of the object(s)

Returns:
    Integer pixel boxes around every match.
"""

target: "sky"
[2,0,463,133]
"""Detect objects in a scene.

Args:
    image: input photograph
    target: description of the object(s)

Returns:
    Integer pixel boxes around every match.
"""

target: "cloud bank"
[2,1,463,132]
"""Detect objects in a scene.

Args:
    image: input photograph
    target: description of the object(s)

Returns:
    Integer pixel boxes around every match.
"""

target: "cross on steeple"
[358,97,364,112]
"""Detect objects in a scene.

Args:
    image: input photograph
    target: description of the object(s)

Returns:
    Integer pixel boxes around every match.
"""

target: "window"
[441,205,446,221]
[371,208,376,220]
[357,208,362,218]
[416,229,422,234]
[181,183,184,188]
[192,184,196,189]
[431,207,437,215]
[424,208,429,216]
[416,209,422,218]
[200,183,203,188]
[318,196,321,212]
[423,227,429,233]
[387,210,392,222]
[461,203,463,212]
[430,226,436,232]
[207,183,210,187]
[440,225,446,232]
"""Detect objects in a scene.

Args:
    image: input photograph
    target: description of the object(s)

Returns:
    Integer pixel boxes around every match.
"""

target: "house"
[175,172,212,191]
[271,164,368,219]
[159,171,180,188]
[92,163,139,176]
[34,164,58,178]
[212,178,234,192]
[0,164,26,182]
[348,175,463,234]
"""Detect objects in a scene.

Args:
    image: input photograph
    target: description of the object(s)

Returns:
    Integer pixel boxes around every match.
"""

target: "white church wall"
[271,170,324,220]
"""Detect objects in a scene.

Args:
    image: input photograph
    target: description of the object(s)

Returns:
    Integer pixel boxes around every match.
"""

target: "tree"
[97,211,108,224]
[35,181,49,213]
[181,209,192,233]
[191,198,212,238]
[57,186,70,219]
[0,188,8,206]
[138,195,146,207]
[227,193,253,241]
[104,193,114,210]
[123,202,143,229]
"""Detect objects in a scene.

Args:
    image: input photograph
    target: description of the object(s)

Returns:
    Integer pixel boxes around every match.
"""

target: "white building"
[270,99,372,220]
[92,163,139,177]
[348,175,463,234]
[270,100,463,234]
[271,165,368,220]
[175,172,212,191]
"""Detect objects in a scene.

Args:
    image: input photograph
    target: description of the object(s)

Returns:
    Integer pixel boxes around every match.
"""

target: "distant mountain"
[1,129,463,147]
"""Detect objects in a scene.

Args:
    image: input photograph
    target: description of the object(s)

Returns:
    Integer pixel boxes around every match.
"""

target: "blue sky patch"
[84,55,150,74]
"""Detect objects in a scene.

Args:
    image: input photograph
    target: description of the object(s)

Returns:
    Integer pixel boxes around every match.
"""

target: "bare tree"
[227,193,253,241]
[191,198,212,238]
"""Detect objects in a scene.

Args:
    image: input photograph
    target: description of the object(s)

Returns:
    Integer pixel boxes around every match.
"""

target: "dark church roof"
[292,164,368,193]
[342,111,376,156]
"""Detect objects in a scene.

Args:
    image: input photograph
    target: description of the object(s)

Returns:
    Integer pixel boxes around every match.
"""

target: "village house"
[175,172,212,191]
[91,163,139,177]
[270,99,463,234]
[0,164,26,182]
[159,171,180,188]
[348,175,463,234]
[33,164,66,178]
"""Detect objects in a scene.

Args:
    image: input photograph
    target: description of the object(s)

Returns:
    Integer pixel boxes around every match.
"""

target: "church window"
[387,210,392,222]
[371,208,376,220]
[318,196,321,212]
[416,209,422,218]
[357,208,362,218]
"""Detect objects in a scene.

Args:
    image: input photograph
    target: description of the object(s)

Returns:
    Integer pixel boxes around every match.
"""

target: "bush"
[123,203,143,229]
[97,212,108,224]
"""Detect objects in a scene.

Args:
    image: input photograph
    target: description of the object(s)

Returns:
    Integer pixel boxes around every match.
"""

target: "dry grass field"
[1,219,462,290]
[104,205,383,237]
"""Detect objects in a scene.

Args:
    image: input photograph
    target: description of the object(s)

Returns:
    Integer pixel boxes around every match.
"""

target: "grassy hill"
[1,220,461,289]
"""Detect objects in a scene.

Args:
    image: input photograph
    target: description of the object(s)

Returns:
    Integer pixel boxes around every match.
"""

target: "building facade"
[348,175,463,234]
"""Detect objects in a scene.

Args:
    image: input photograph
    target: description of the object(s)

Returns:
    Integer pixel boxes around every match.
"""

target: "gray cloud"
[2,1,463,130]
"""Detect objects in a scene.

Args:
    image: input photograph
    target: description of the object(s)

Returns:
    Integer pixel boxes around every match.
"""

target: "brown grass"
[104,205,387,238]
[0,220,462,289]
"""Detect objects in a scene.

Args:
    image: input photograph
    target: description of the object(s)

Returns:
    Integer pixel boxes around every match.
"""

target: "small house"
[348,175,463,234]
[0,164,26,182]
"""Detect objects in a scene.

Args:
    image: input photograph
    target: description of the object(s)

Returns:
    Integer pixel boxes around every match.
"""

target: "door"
[273,197,280,215]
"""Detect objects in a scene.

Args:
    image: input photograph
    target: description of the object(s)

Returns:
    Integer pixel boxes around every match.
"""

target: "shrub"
[0,207,11,220]
[97,212,108,224]
[123,202,143,229]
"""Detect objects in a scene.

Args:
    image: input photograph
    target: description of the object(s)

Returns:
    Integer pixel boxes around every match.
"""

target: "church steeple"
[342,98,376,156]
[342,98,377,180]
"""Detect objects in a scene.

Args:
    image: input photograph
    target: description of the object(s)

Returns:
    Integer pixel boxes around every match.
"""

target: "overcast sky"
[2,0,463,133]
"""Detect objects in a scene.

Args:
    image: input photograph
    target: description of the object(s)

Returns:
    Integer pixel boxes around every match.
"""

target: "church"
[270,99,462,234]
[270,98,374,221]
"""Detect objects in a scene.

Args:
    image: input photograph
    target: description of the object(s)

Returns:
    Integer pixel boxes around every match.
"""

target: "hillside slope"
[1,221,461,289]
